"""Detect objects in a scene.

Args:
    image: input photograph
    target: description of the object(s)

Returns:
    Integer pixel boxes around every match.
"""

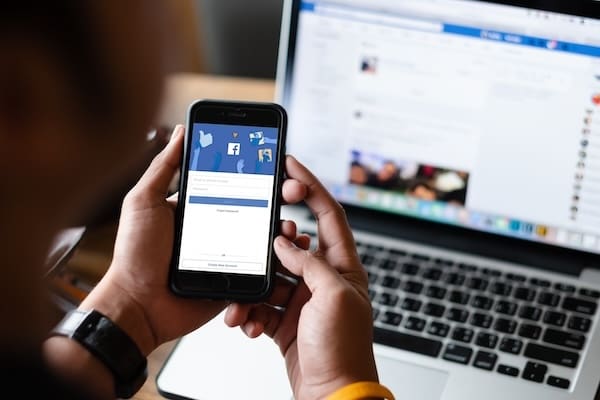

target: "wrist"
[80,275,156,356]
[326,381,394,400]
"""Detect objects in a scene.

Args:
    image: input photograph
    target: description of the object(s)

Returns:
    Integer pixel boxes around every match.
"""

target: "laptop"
[157,0,600,398]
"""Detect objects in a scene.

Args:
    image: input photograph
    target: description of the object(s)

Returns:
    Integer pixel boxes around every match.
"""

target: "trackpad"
[376,356,448,400]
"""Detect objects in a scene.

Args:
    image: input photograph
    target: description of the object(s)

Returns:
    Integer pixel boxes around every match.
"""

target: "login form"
[178,123,279,275]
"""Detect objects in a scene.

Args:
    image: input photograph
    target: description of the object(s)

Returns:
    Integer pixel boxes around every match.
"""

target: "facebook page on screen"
[178,123,278,275]
[286,0,600,253]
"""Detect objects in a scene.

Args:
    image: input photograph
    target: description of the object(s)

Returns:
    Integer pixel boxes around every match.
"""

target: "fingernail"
[244,321,255,336]
[275,236,294,248]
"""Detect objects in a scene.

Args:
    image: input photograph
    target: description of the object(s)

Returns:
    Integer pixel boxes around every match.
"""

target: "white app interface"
[178,123,279,275]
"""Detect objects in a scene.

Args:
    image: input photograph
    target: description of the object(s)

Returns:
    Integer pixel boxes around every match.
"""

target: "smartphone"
[169,100,287,301]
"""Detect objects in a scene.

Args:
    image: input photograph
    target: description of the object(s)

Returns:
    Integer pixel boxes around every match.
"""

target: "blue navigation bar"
[189,196,269,208]
[300,0,600,58]
[301,1,315,11]
[443,24,600,58]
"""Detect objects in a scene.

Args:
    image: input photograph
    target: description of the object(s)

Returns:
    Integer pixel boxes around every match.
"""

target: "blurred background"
[172,0,284,79]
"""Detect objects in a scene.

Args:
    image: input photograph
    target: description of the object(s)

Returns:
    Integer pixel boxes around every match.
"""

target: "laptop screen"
[280,0,600,254]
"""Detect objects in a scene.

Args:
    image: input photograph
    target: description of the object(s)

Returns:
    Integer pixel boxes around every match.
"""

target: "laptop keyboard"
[302,231,599,391]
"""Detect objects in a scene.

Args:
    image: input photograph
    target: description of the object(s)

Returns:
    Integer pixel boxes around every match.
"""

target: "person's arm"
[44,285,154,400]
[43,126,310,398]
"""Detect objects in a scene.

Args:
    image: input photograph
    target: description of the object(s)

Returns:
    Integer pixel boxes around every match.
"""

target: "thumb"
[274,236,343,294]
[134,125,184,198]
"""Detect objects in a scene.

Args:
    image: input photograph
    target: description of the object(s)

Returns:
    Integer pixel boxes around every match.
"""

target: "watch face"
[51,309,148,398]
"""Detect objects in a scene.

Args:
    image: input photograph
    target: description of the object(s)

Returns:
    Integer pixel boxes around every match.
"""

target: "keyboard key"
[519,305,542,321]
[481,268,501,277]
[369,288,379,301]
[374,328,443,358]
[360,253,376,266]
[473,350,498,371]
[401,263,420,276]
[372,307,380,321]
[405,316,426,332]
[547,376,570,389]
[524,343,579,368]
[495,300,517,316]
[447,307,469,323]
[422,268,443,281]
[514,287,537,302]
[377,292,399,307]
[506,273,526,282]
[471,295,494,310]
[366,244,384,252]
[522,361,548,383]
[368,271,379,284]
[444,272,466,286]
[381,275,401,289]
[568,315,591,333]
[537,291,560,307]
[389,248,407,257]
[471,312,493,329]
[457,263,477,272]
[466,277,489,291]
[579,288,600,299]
[434,257,454,266]
[425,285,447,300]
[489,281,512,296]
[529,278,550,288]
[497,364,519,377]
[379,259,398,271]
[401,297,422,312]
[452,327,474,343]
[475,332,498,349]
[427,321,450,338]
[494,318,517,334]
[381,311,402,326]
[423,302,445,318]
[543,328,585,350]
[518,323,541,340]
[443,343,473,364]
[449,290,470,305]
[403,280,424,295]
[543,310,566,327]
[499,337,523,354]
[412,253,430,262]
[554,283,575,293]
[562,296,597,315]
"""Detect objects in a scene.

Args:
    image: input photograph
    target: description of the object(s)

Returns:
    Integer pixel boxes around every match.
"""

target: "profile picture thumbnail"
[360,56,378,74]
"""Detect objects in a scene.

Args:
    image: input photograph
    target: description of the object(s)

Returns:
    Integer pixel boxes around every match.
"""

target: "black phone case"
[168,99,287,302]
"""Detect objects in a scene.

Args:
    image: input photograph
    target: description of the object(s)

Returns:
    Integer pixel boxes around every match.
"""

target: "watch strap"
[51,309,148,398]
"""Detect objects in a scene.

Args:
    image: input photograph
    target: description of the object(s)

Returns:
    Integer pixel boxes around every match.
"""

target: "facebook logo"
[227,142,241,156]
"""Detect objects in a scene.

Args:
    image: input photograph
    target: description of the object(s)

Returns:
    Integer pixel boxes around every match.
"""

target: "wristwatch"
[50,309,148,399]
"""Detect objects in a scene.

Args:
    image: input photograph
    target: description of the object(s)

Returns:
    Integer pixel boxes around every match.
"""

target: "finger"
[280,220,297,241]
[285,156,358,267]
[274,236,343,294]
[225,303,252,327]
[134,125,184,198]
[265,274,297,307]
[281,178,308,205]
[293,234,311,251]
[243,304,283,338]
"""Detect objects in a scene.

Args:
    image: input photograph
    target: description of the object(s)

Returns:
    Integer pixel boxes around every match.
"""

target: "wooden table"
[61,73,275,400]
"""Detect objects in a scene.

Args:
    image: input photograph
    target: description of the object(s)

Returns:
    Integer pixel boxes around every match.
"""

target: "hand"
[81,125,226,355]
[225,156,378,400]
[81,125,309,356]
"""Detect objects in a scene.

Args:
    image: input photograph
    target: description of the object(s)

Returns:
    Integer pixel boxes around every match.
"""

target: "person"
[1,3,392,400]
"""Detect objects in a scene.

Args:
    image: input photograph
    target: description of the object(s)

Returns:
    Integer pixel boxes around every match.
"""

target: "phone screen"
[177,122,280,276]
